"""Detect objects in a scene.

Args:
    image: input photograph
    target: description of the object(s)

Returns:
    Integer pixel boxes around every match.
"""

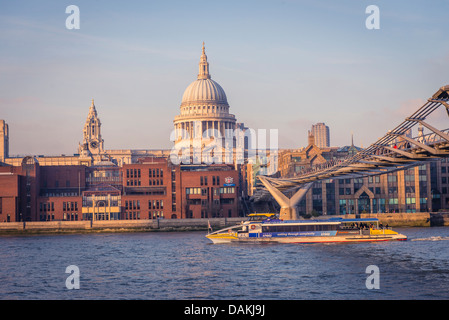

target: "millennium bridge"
[254,85,449,220]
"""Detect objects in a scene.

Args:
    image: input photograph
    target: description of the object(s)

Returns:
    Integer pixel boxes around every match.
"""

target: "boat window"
[340,223,360,230]
[249,214,274,221]
[262,224,337,233]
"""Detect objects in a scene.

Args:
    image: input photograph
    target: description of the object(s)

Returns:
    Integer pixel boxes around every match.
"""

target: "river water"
[1,227,449,300]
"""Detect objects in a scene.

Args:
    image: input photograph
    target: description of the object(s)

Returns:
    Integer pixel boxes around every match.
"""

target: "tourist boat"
[206,214,407,244]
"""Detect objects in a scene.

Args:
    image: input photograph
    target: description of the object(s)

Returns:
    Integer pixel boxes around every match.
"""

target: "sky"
[1,0,449,156]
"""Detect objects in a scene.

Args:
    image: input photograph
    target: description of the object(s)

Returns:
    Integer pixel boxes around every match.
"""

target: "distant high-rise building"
[0,120,9,162]
[311,123,330,148]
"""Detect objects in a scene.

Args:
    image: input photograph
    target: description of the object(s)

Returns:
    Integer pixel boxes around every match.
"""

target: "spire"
[308,130,315,146]
[198,42,211,80]
[89,99,97,117]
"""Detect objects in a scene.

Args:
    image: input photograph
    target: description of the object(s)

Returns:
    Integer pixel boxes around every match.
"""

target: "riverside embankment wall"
[317,212,449,227]
[344,212,432,227]
[0,217,245,234]
[1,212,448,234]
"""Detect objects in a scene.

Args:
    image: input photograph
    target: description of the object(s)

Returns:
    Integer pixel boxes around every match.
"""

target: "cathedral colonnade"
[174,119,237,140]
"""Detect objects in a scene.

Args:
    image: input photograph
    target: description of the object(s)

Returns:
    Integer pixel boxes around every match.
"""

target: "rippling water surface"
[1,227,449,300]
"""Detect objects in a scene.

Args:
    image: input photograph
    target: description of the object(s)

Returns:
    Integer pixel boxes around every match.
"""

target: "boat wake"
[411,236,449,242]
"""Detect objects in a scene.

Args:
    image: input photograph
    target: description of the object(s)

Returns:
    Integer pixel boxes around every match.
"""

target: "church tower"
[80,99,104,156]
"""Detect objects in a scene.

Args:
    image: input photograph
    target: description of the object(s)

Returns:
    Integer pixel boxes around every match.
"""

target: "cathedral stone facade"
[172,43,247,165]
[173,43,237,145]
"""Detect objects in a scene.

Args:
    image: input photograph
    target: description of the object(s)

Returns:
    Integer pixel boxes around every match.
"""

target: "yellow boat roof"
[247,213,276,217]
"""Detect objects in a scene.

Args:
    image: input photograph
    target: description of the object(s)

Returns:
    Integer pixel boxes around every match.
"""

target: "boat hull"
[205,216,407,244]
[206,233,407,244]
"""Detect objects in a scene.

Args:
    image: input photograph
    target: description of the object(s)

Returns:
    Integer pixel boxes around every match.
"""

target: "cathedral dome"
[180,43,229,108]
[173,43,239,153]
[181,78,228,106]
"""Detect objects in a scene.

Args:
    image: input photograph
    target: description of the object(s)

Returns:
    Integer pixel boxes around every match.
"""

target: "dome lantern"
[197,42,211,80]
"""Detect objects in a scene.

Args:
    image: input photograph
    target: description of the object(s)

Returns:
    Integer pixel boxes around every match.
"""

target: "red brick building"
[0,156,242,222]
[180,165,239,218]
[120,159,241,219]
[0,156,40,222]
[121,157,181,219]
[0,168,19,222]
[39,164,85,221]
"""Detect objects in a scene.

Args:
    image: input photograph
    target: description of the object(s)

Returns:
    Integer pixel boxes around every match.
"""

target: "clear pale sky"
[1,0,448,156]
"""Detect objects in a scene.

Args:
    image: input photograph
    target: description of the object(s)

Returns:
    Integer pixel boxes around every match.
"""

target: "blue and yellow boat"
[206,214,407,244]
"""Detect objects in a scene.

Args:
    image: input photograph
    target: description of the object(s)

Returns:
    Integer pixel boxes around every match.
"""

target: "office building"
[311,123,330,148]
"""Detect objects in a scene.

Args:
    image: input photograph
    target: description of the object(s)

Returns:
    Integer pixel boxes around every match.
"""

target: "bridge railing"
[253,85,449,195]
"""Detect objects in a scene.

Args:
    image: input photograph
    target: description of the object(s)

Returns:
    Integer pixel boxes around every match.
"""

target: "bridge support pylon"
[258,176,312,220]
